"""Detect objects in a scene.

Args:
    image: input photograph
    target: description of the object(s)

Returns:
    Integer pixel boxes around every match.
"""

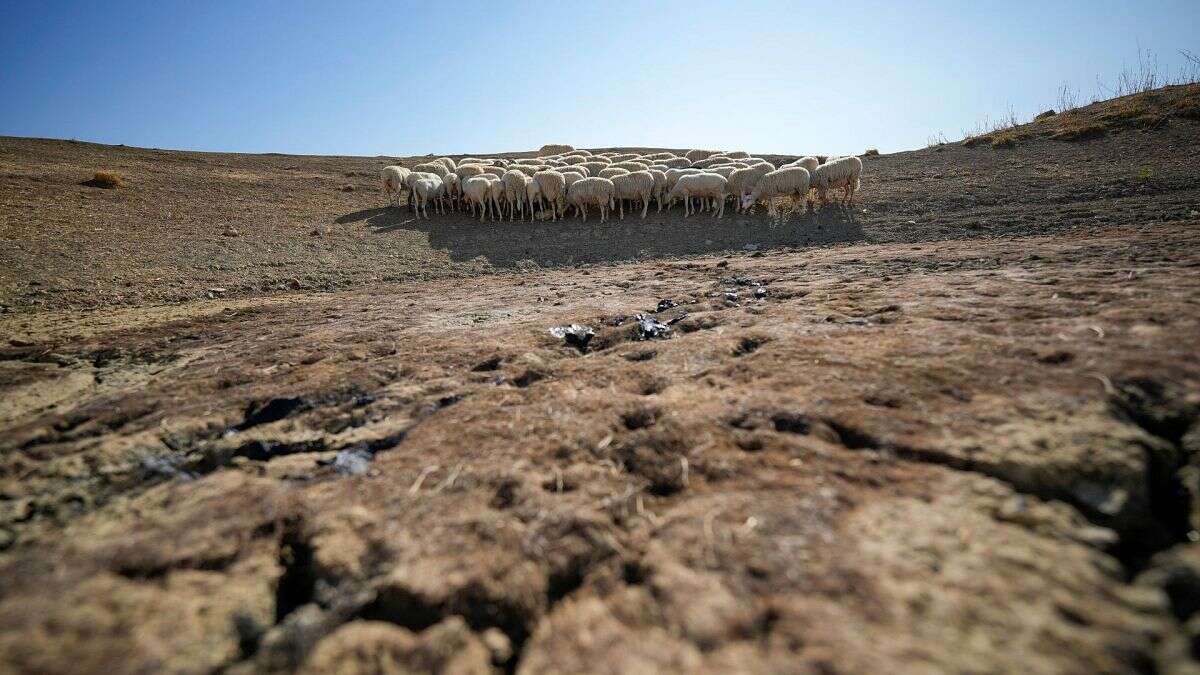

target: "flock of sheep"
[380,148,864,223]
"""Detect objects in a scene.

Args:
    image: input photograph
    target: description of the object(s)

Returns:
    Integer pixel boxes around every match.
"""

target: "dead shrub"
[84,171,123,189]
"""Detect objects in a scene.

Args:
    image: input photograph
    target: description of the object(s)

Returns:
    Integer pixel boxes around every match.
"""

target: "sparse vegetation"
[864,148,879,156]
[1048,121,1107,142]
[83,171,123,189]
[991,134,1016,149]
[960,46,1200,147]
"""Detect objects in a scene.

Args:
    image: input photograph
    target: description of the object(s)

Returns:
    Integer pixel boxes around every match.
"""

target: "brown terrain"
[1,85,1199,673]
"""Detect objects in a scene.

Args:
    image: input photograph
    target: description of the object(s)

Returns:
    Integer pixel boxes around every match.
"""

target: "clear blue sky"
[2,1,1197,156]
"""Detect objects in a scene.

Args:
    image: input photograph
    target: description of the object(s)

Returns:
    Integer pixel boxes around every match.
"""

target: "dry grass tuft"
[863,148,880,156]
[1048,121,1107,142]
[1035,110,1057,121]
[1173,96,1200,120]
[991,134,1017,149]
[84,171,123,189]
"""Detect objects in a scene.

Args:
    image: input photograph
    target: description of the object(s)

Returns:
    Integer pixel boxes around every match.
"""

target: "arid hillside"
[1,85,1199,674]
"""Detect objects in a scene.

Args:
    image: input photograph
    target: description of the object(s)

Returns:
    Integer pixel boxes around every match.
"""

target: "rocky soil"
[1,85,1200,673]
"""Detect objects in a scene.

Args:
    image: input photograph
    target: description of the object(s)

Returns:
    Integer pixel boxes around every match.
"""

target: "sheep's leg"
[619,198,624,220]
[716,195,724,218]
[641,195,648,219]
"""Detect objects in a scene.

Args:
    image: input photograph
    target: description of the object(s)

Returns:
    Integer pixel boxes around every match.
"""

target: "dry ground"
[1,85,1200,674]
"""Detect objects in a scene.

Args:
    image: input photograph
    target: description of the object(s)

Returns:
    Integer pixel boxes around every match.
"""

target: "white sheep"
[659,157,692,169]
[610,160,649,172]
[413,162,450,180]
[598,167,629,180]
[579,160,610,175]
[667,173,729,218]
[810,155,863,206]
[462,175,493,221]
[501,169,527,221]
[784,156,820,172]
[435,157,457,171]
[648,169,668,211]
[487,177,505,220]
[534,170,567,221]
[567,177,616,223]
[381,165,411,207]
[665,167,703,190]
[611,171,656,219]
[741,166,811,215]
[684,149,718,162]
[412,175,443,219]
[524,177,542,221]
[727,164,774,212]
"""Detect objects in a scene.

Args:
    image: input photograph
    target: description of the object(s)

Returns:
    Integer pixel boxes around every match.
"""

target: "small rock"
[742,243,759,251]
[208,287,228,295]
[656,299,677,312]
[549,324,595,352]
[223,227,239,237]
[311,225,325,237]
[633,314,671,340]
[9,337,34,347]
[329,446,372,476]
[340,184,354,192]
[724,292,739,303]
[754,286,768,299]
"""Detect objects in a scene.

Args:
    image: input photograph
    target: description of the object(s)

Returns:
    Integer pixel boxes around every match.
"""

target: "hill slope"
[1,86,1199,673]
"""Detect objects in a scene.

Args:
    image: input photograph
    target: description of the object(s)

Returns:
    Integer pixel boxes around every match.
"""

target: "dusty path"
[3,221,1200,673]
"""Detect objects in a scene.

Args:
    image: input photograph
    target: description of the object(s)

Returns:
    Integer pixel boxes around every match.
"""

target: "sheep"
[459,157,485,165]
[487,177,506,219]
[611,171,656,219]
[455,164,486,182]
[524,177,543,221]
[462,175,493,221]
[684,149,718,162]
[560,155,585,166]
[742,166,811,216]
[441,172,461,210]
[403,171,440,211]
[690,156,733,170]
[563,149,593,158]
[648,169,668,211]
[539,144,574,156]
[412,175,443,219]
[413,162,451,180]
[501,170,528,221]
[709,166,737,179]
[665,167,703,190]
[607,153,639,162]
[598,167,629,180]
[610,161,649,172]
[579,161,609,176]
[567,177,616,223]
[783,156,820,172]
[565,165,590,177]
[480,166,506,177]
[534,170,567,221]
[659,157,692,169]
[810,155,863,206]
[727,164,774,212]
[667,173,729,218]
[720,151,750,159]
[642,152,679,161]
[434,157,457,171]
[381,165,411,207]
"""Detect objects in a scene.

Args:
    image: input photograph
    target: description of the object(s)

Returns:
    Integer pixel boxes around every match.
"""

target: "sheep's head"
[740,193,757,210]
